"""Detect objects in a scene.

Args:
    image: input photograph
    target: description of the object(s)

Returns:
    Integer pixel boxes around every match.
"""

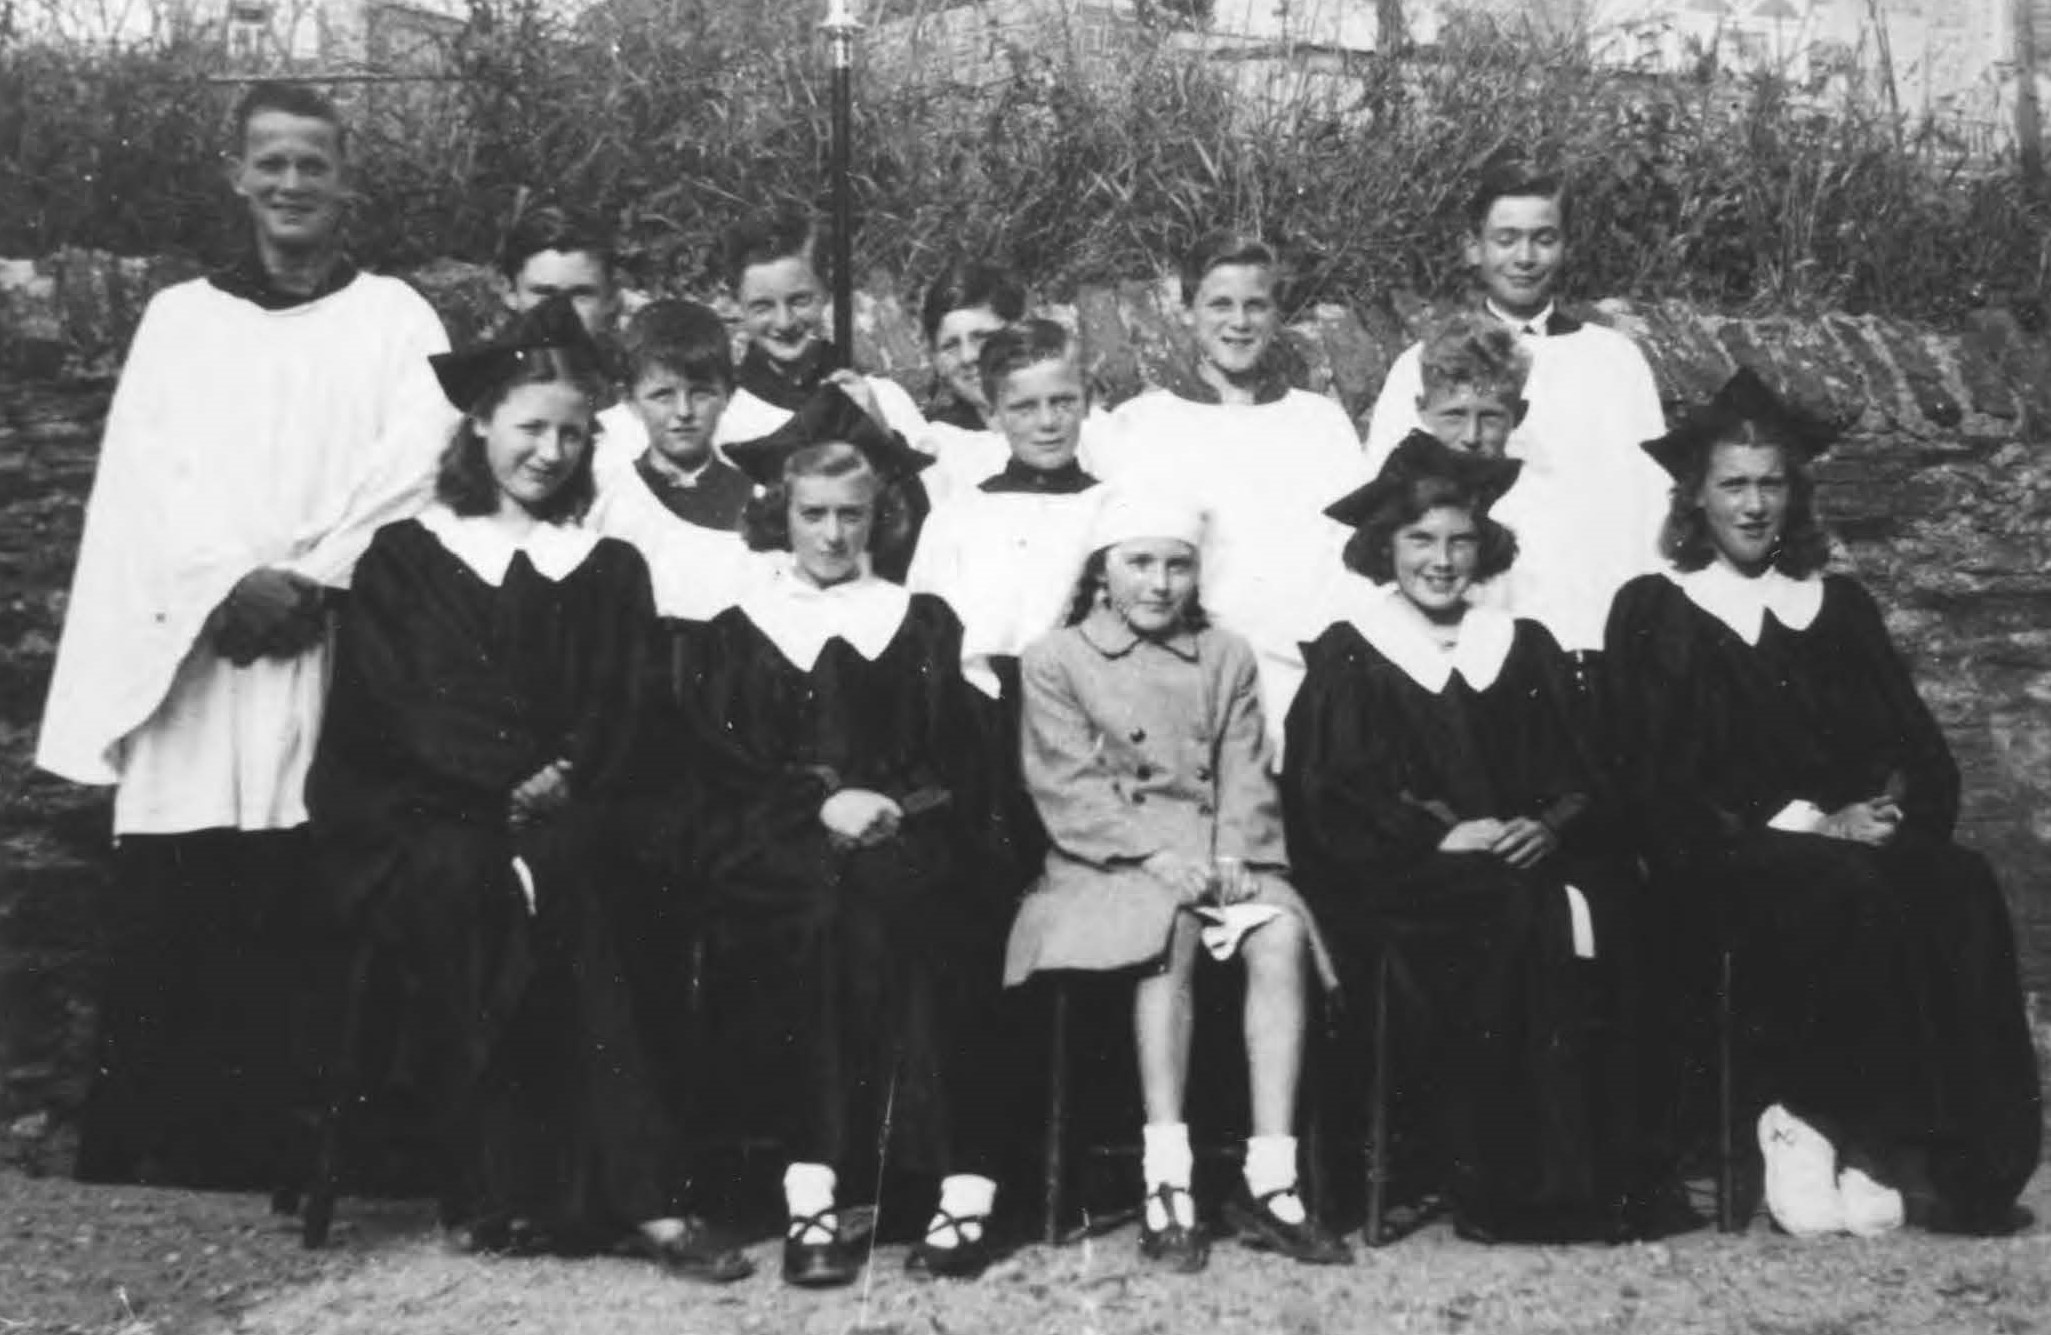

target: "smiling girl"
[308,298,749,1279]
[1284,434,1654,1242]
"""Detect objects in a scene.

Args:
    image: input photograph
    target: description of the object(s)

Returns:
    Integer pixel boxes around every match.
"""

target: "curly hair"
[434,347,606,524]
[1417,313,1532,405]
[1059,547,1212,630]
[1341,474,1519,585]
[738,441,915,556]
[1659,425,1832,577]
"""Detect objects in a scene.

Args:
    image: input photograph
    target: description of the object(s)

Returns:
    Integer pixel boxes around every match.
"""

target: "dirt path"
[3,1166,2046,1335]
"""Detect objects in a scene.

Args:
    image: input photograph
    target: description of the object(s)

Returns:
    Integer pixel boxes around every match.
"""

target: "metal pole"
[821,0,862,369]
[2013,0,2044,190]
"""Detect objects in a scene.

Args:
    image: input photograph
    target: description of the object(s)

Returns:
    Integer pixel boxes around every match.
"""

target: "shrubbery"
[1,0,2043,324]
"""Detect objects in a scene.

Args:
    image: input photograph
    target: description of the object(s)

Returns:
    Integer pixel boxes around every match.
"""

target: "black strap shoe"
[905,1207,994,1280]
[782,1208,860,1288]
[1137,1185,1210,1274]
[1223,1185,1353,1265]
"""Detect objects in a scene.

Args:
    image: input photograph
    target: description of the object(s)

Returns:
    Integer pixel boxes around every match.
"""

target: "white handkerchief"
[1564,884,1595,960]
[1193,903,1284,961]
[511,856,537,916]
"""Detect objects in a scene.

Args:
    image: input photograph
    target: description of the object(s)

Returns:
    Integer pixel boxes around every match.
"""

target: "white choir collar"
[1486,298,1556,336]
[1666,562,1823,645]
[418,503,601,586]
[739,556,911,672]
[1347,581,1515,693]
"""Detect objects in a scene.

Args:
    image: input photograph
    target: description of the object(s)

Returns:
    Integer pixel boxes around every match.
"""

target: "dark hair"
[739,441,913,556]
[976,318,1083,408]
[620,299,733,391]
[499,203,617,284]
[722,208,831,293]
[1060,547,1212,630]
[919,261,1028,343]
[1178,231,1282,306]
[1417,314,1531,404]
[1659,426,1832,577]
[1466,158,1569,233]
[1342,476,1519,584]
[233,82,347,152]
[434,347,607,524]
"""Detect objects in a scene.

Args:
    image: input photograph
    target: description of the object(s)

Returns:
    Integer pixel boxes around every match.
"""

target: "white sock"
[927,1173,997,1246]
[1243,1135,1306,1224]
[783,1162,837,1241]
[1141,1122,1195,1229]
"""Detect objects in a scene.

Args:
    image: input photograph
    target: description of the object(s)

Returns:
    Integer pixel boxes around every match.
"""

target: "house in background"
[868,0,2031,145]
[16,0,465,71]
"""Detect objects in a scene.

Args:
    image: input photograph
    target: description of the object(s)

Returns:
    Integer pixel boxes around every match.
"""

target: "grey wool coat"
[1003,606,1329,986]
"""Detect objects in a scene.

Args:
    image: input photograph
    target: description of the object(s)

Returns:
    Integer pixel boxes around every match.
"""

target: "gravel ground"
[2,1163,2046,1335]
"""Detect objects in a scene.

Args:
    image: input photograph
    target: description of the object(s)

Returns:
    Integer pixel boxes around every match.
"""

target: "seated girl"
[1606,369,2040,1238]
[586,299,760,621]
[1006,489,1351,1274]
[306,298,750,1279]
[680,437,1012,1287]
[1282,434,1648,1242]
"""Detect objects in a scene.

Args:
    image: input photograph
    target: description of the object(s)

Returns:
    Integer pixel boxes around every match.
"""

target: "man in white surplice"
[36,82,454,1186]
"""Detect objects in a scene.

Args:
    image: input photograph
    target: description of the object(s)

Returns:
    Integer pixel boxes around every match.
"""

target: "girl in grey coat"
[1006,488,1347,1273]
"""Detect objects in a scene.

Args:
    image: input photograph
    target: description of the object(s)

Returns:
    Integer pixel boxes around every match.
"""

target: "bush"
[1,1,2044,325]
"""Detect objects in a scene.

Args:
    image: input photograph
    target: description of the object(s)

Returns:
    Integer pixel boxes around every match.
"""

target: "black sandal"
[1224,1185,1353,1265]
[782,1207,859,1288]
[906,1207,994,1280]
[1137,1185,1209,1274]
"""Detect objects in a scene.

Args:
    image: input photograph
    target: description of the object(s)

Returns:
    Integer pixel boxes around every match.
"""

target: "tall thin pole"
[822,0,862,368]
[2014,0,2044,189]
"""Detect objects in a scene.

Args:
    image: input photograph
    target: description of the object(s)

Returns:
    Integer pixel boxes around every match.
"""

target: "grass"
[0,3,2046,324]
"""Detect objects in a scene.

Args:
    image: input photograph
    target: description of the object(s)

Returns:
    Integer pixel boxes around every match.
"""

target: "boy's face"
[508,248,618,336]
[631,365,730,471]
[737,256,827,367]
[1187,263,1279,381]
[1418,383,1524,457]
[232,110,347,256]
[991,358,1087,471]
[1466,194,1565,321]
[933,304,1010,410]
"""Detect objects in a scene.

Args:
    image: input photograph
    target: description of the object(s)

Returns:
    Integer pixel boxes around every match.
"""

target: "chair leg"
[1715,947,1742,1234]
[1043,979,1070,1245]
[302,935,376,1249]
[1363,951,1392,1248]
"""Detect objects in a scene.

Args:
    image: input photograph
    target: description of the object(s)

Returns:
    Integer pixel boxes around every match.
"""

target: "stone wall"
[2,251,2048,1139]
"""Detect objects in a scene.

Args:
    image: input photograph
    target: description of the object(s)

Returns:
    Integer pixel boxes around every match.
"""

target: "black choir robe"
[678,579,1012,1178]
[1605,569,2040,1229]
[307,516,681,1243]
[1283,601,1643,1234]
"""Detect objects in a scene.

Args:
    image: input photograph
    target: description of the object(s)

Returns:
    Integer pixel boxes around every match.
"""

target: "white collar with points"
[1486,298,1556,336]
[418,503,601,587]
[1666,562,1823,646]
[1346,581,1517,693]
[738,556,912,672]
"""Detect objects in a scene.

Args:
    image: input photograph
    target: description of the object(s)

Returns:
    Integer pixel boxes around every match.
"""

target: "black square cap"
[1323,429,1524,528]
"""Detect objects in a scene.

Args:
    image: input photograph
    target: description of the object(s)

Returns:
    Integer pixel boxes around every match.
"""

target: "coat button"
[1129,727,1147,743]
[1132,792,1148,805]
[1197,802,1215,816]
[1136,764,1155,780]
[1196,765,1212,781]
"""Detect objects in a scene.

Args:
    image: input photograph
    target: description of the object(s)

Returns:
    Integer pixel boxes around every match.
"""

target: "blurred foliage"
[1,0,2045,324]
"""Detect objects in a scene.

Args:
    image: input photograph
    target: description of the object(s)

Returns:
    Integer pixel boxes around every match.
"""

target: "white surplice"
[1363,313,1671,652]
[36,273,454,834]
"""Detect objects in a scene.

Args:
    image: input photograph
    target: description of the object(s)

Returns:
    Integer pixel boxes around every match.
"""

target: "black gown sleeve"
[1282,625,1459,897]
[312,523,548,822]
[1825,576,1961,839]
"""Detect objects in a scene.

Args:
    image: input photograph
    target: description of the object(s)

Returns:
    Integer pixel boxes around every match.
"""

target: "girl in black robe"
[680,437,1012,1286]
[1605,369,2039,1238]
[307,299,750,1278]
[1283,434,1648,1241]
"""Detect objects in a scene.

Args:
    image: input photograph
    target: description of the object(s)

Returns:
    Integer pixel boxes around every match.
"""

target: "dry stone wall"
[1,251,2047,1138]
